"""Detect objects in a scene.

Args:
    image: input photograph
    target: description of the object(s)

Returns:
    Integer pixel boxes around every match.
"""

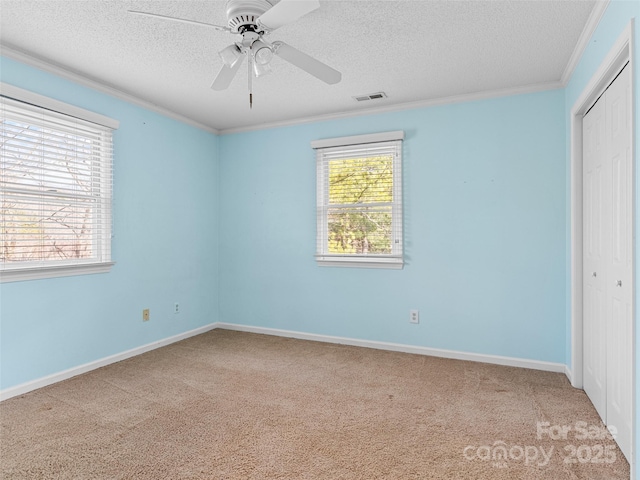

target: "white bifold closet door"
[582,63,632,463]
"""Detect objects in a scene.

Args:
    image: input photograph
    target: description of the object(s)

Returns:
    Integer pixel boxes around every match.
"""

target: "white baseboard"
[1,321,571,402]
[564,365,573,385]
[215,323,568,374]
[0,323,217,401]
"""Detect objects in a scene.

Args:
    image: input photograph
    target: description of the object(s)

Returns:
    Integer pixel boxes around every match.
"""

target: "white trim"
[569,20,635,476]
[0,262,115,283]
[561,0,610,86]
[220,81,563,135]
[0,323,217,401]
[1,82,119,129]
[311,130,404,149]
[1,42,562,137]
[0,43,219,135]
[0,321,570,402]
[564,365,573,385]
[570,21,633,389]
[1,91,115,281]
[315,137,403,269]
[216,323,567,374]
[316,257,403,269]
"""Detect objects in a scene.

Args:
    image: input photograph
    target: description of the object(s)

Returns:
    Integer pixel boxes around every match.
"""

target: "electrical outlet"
[143,308,150,321]
[410,309,419,324]
[174,303,179,314]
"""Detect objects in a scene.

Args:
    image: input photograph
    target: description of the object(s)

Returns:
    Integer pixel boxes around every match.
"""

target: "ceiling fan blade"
[129,10,230,32]
[274,42,341,85]
[211,55,246,91]
[257,0,320,31]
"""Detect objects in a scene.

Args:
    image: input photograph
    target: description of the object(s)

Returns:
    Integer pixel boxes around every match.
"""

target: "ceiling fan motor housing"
[225,0,277,33]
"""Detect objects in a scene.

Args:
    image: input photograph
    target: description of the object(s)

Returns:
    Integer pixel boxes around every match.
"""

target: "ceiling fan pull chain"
[132,0,340,96]
[248,52,253,109]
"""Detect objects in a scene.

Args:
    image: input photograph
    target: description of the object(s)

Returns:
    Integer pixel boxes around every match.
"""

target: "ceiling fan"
[129,0,341,107]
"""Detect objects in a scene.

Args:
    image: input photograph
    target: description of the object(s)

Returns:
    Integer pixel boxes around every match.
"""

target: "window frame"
[0,83,118,283]
[312,131,404,269]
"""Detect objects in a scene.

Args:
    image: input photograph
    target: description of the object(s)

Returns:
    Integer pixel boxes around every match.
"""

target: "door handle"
[616,280,622,287]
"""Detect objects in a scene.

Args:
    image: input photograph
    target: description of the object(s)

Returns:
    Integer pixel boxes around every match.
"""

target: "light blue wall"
[0,57,220,390]
[563,1,640,476]
[219,90,567,363]
[2,4,637,471]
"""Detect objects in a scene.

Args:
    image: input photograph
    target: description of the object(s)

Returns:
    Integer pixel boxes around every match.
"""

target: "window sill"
[315,256,403,269]
[0,262,115,283]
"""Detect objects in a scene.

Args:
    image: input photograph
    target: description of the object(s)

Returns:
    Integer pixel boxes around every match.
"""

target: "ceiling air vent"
[353,92,387,102]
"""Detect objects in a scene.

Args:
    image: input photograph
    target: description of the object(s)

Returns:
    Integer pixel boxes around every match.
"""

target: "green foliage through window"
[314,134,403,268]
[327,155,393,254]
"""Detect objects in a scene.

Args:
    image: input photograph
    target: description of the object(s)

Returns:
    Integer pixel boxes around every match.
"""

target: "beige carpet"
[0,329,630,479]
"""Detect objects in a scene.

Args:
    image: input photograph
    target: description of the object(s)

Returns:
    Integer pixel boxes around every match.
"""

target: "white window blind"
[1,90,115,282]
[313,132,403,268]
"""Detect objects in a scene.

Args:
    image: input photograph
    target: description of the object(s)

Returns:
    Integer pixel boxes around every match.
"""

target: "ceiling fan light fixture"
[133,0,341,93]
[252,40,273,65]
[253,61,272,77]
[219,44,242,67]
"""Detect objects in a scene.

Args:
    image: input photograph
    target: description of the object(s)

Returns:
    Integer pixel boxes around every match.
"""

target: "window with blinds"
[1,85,117,282]
[312,131,403,268]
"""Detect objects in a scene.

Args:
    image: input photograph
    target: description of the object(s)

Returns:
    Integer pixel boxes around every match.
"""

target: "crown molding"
[2,31,579,138]
[560,0,610,86]
[0,82,119,129]
[219,81,563,135]
[0,43,220,135]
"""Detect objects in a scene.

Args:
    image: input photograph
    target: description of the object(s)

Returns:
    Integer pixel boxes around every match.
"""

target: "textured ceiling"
[0,0,597,133]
